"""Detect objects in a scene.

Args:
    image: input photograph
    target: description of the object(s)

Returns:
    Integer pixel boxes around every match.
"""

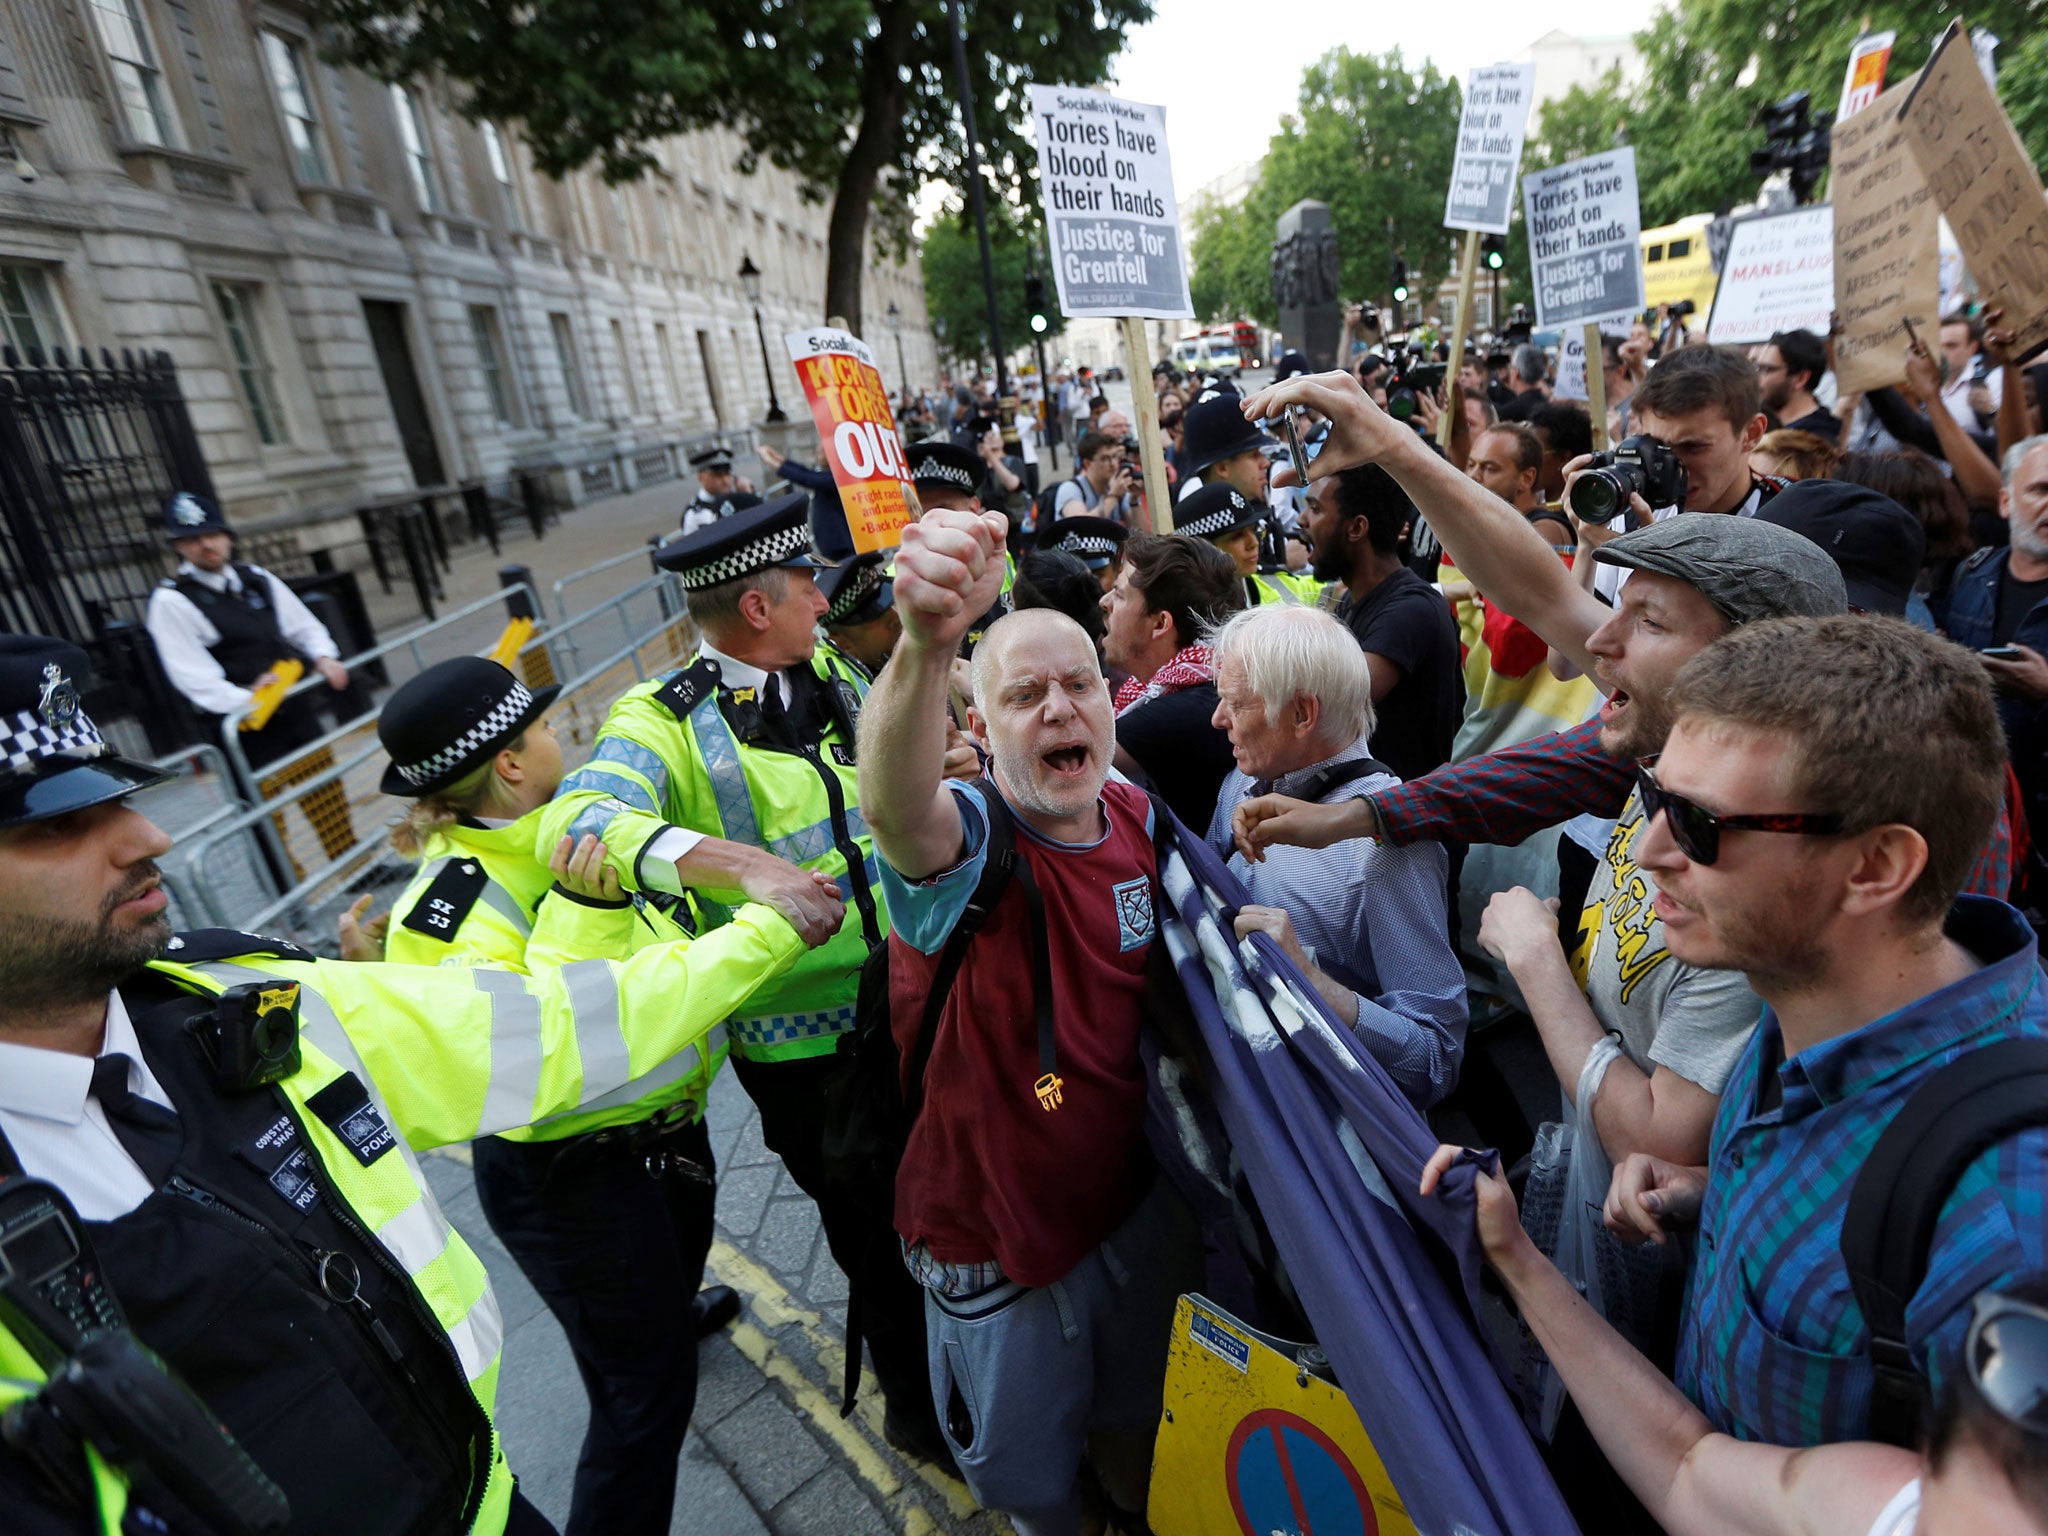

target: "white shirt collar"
[0,991,171,1124]
[176,560,241,593]
[696,640,779,697]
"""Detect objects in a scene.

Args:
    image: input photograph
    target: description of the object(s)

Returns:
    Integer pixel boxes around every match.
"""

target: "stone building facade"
[0,0,940,520]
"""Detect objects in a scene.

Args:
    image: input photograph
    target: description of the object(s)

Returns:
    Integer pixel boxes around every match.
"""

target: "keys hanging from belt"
[644,1145,714,1184]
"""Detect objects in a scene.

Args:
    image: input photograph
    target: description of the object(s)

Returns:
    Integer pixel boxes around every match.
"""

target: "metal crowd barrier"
[174,578,698,952]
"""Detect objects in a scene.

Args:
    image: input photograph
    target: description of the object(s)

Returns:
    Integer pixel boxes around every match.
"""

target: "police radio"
[191,979,302,1091]
[0,1178,290,1534]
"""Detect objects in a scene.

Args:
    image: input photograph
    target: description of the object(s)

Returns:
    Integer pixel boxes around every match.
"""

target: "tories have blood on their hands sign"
[783,327,916,554]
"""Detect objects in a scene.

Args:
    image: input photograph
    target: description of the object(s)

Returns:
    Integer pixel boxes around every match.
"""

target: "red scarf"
[1114,642,1215,716]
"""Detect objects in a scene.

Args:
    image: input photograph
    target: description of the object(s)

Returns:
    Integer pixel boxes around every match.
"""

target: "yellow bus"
[1640,215,1719,317]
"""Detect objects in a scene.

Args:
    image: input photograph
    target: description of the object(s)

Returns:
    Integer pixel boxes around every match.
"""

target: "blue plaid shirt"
[1676,897,2048,1445]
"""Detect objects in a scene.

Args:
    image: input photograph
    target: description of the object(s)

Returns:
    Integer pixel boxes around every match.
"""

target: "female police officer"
[0,634,832,1534]
[374,656,799,1536]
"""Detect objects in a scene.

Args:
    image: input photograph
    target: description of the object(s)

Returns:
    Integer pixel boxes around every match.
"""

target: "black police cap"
[904,440,985,497]
[819,552,895,628]
[688,443,735,472]
[0,635,169,827]
[1036,514,1128,570]
[162,490,232,543]
[1173,481,1262,541]
[653,490,816,590]
[378,657,560,797]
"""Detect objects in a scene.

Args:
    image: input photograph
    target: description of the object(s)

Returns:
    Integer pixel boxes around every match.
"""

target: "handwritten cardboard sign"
[1831,78,1939,393]
[783,327,916,554]
[1898,22,2048,362]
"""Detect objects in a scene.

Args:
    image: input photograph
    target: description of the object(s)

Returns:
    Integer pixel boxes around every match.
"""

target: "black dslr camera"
[1385,360,1447,423]
[1566,435,1688,524]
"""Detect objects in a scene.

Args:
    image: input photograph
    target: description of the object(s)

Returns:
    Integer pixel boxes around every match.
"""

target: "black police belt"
[536,1107,710,1187]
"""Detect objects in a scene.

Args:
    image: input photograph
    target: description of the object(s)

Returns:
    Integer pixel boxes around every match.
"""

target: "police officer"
[816,554,899,677]
[1036,514,1128,595]
[1174,481,1306,608]
[539,494,951,1465]
[375,657,827,1536]
[144,492,358,854]
[0,634,820,1535]
[681,446,757,535]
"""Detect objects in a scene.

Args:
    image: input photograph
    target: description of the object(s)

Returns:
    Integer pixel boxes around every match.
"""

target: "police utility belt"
[0,980,309,1535]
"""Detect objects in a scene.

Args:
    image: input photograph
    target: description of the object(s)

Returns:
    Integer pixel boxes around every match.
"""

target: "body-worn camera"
[1566,435,1688,524]
[1385,361,1446,423]
[190,980,302,1092]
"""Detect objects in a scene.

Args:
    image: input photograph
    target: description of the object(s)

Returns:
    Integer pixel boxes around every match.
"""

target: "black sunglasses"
[1634,762,1845,866]
[1968,1292,2048,1435]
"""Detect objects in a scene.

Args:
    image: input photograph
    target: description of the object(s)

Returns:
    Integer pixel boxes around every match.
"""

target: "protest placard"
[1830,78,1938,394]
[1552,313,1634,403]
[1705,207,1834,346]
[1839,31,1896,120]
[783,326,916,555]
[1444,63,1537,234]
[1898,22,2048,361]
[1523,149,1644,330]
[1027,85,1191,320]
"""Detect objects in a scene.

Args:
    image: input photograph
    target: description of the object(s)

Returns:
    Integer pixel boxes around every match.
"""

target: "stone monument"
[1272,201,1342,371]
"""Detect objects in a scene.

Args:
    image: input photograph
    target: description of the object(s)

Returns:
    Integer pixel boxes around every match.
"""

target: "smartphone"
[1282,405,1312,484]
[1901,315,1926,356]
[1981,646,2024,661]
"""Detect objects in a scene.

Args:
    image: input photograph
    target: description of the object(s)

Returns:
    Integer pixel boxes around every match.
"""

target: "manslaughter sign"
[783,327,916,554]
[1028,84,1192,319]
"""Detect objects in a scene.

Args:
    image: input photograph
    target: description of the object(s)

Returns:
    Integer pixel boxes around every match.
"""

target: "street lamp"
[737,253,787,424]
[886,300,909,397]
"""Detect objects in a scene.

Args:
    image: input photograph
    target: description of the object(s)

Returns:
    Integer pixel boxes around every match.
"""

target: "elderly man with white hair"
[1207,604,1468,1107]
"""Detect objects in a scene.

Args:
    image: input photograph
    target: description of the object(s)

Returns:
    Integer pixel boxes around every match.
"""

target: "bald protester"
[858,509,1195,1535]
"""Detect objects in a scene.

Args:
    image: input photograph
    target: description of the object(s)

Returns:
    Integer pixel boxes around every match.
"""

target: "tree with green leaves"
[1184,48,1462,326]
[920,208,1062,368]
[313,0,1150,334]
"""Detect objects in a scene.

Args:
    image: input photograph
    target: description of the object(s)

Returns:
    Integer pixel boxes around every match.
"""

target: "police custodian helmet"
[0,635,170,826]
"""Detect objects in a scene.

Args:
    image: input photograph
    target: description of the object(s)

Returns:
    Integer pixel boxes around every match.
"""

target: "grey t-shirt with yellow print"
[1570,786,1764,1094]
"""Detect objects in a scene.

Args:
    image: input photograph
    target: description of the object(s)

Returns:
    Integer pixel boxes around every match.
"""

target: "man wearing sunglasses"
[1603,615,2048,1451]
[1421,1136,2048,1536]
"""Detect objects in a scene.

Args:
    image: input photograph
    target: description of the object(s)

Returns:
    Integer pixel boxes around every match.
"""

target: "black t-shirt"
[1779,406,1842,443]
[1497,388,1546,423]
[1995,566,2048,644]
[1335,567,1465,781]
[1115,682,1236,833]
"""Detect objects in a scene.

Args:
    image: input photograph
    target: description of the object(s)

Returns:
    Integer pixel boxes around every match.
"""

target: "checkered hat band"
[396,681,535,788]
[914,462,977,492]
[1179,508,1246,539]
[826,566,884,623]
[1053,534,1119,557]
[679,523,811,590]
[2,706,106,780]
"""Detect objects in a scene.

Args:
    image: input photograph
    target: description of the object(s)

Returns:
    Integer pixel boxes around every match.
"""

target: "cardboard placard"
[1831,78,1939,394]
[1705,206,1834,346]
[1897,22,2048,362]
[782,327,916,555]
[1523,149,1645,330]
[1444,63,1537,235]
[1028,85,1192,320]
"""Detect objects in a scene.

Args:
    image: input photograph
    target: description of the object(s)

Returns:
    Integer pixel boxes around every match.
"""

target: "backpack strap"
[1841,1035,2048,1446]
[900,781,1018,1124]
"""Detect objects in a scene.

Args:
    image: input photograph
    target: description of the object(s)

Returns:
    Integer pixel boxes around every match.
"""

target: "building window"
[212,281,288,446]
[609,318,639,414]
[653,322,681,413]
[89,0,179,147]
[0,265,68,356]
[260,32,327,184]
[548,312,588,418]
[480,122,521,228]
[469,305,520,428]
[391,84,440,213]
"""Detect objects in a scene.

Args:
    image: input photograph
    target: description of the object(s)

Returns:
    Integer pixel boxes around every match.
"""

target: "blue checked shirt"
[1676,896,2048,1445]
[1207,738,1468,1108]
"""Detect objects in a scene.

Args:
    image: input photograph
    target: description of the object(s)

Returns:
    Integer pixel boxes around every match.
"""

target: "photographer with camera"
[1048,430,1133,526]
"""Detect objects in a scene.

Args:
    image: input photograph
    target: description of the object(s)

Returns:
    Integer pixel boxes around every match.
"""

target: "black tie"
[90,1054,182,1190]
[760,674,793,746]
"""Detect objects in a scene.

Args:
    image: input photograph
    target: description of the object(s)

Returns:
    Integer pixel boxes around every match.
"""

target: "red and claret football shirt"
[877,779,1158,1287]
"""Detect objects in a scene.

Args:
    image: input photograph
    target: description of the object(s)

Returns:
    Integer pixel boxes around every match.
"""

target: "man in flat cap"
[539,493,951,1467]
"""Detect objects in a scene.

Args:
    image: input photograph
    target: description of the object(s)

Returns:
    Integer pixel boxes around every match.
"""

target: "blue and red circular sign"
[1225,1408,1377,1536]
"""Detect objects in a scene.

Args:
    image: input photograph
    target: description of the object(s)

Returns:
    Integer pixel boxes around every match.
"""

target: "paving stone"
[802,1240,851,1306]
[767,1465,893,1536]
[715,1160,781,1239]
[751,1195,824,1280]
[700,1390,829,1512]
[693,1331,770,1427]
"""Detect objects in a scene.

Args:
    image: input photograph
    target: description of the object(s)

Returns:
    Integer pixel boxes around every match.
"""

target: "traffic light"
[1390,257,1409,304]
[1024,273,1049,334]
[1750,91,1834,205]
[1481,234,1506,271]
